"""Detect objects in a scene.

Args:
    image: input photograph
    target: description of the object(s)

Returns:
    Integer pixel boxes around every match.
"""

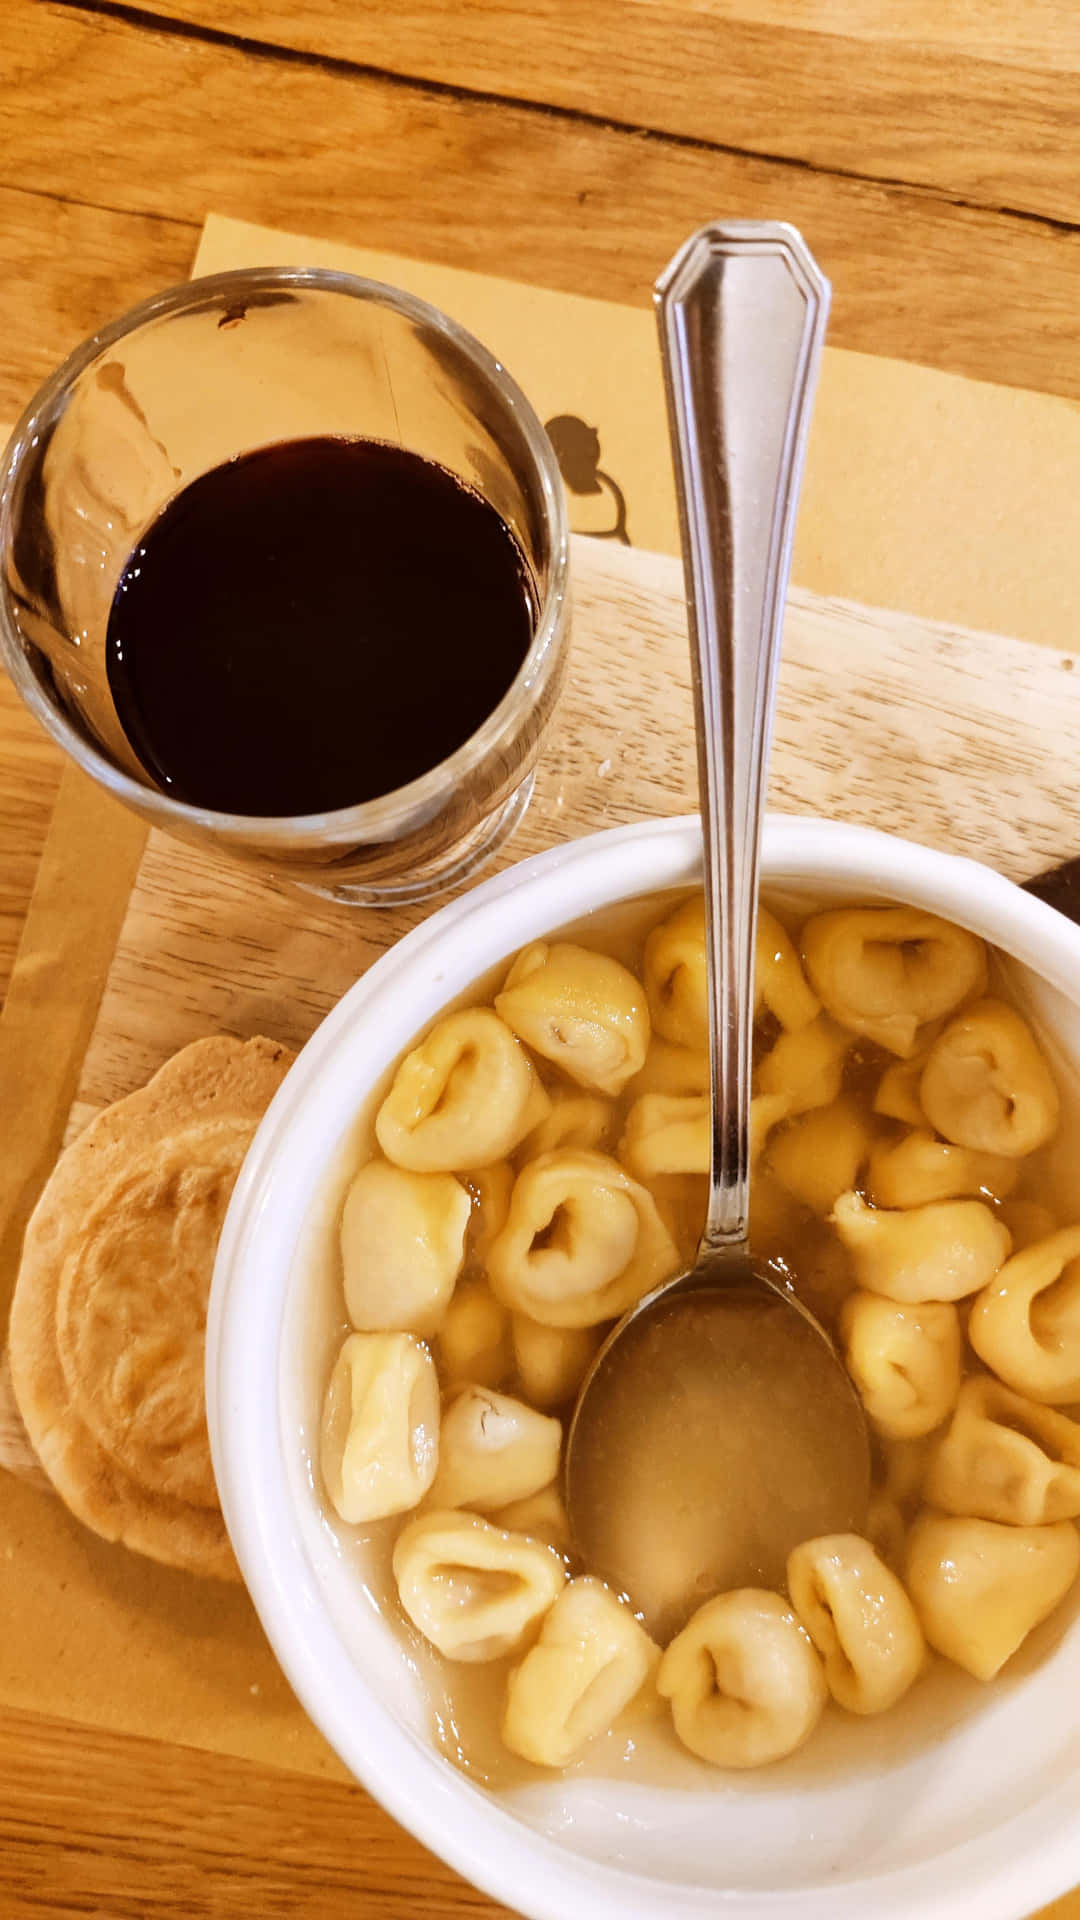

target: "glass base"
[289,773,537,908]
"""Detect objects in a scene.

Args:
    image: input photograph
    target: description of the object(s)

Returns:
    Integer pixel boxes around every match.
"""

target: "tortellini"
[756,1016,850,1116]
[491,1481,570,1552]
[321,1332,439,1524]
[643,896,708,1048]
[644,899,818,1049]
[831,1190,1011,1303]
[656,1590,827,1769]
[968,1226,1080,1402]
[904,1511,1080,1680]
[920,999,1060,1158]
[618,1093,709,1180]
[375,1008,549,1172]
[755,906,821,1032]
[766,1096,876,1216]
[618,1089,788,1180]
[523,1094,615,1159]
[426,1385,562,1512]
[393,1509,566,1661]
[866,1130,1018,1209]
[495,942,649,1095]
[840,1293,962,1439]
[436,1275,511,1389]
[341,1160,470,1336]
[511,1314,601,1409]
[800,906,987,1057]
[874,1052,929,1128]
[751,1093,795,1161]
[650,1171,710,1264]
[501,1577,658,1766]
[323,886,1080,1782]
[787,1533,925,1713]
[486,1149,679,1327]
[628,1038,708,1099]
[924,1376,1080,1526]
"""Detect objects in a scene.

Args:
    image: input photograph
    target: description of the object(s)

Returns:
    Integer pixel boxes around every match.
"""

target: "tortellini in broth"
[839,1292,962,1439]
[657,1589,827,1768]
[341,1160,471,1336]
[904,1511,1080,1681]
[496,942,649,1095]
[920,999,1060,1157]
[318,889,1080,1781]
[924,1376,1080,1526]
[787,1533,925,1713]
[486,1148,679,1328]
[502,1576,658,1766]
[376,1007,549,1172]
[968,1225,1080,1402]
[321,1331,440,1524]
[427,1385,562,1512]
[393,1508,566,1662]
[800,906,987,1056]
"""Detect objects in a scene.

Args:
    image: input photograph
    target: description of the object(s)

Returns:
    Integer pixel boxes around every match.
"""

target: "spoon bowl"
[566,1263,870,1640]
[564,222,870,1622]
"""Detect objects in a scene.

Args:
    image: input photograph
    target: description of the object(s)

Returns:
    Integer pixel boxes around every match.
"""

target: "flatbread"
[8,1035,294,1580]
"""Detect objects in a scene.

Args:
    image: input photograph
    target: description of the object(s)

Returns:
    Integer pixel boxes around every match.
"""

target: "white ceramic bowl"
[207,815,1080,1920]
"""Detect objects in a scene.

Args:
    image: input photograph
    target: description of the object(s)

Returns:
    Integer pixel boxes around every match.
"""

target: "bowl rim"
[207,813,1080,1920]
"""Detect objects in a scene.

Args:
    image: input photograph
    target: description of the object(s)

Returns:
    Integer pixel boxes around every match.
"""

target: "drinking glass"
[0,267,569,904]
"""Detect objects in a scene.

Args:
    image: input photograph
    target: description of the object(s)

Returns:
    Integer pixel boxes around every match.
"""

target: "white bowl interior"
[209,816,1080,1920]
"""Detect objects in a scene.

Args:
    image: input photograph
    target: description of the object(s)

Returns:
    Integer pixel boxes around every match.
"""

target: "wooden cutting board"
[59,532,1080,1130]
[4,529,1080,1788]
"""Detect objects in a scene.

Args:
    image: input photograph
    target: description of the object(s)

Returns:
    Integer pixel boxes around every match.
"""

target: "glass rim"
[0,264,570,844]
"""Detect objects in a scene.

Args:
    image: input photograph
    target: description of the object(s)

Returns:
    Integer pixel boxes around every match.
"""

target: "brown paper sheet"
[195,215,1080,650]
[4,212,1080,1855]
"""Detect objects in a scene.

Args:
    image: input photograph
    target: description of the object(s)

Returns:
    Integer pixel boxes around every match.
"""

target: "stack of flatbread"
[8,1034,293,1580]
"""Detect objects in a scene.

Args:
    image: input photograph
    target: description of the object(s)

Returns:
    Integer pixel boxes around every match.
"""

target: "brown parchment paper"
[2,212,1080,1797]
[196,215,1080,650]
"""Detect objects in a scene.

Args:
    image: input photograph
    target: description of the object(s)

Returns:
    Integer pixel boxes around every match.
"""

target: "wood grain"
[0,675,65,1008]
[139,0,1080,223]
[0,177,195,428]
[0,1702,514,1920]
[2,5,1078,402]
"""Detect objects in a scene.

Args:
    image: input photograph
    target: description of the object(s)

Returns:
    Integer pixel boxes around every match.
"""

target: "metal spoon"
[565,223,871,1644]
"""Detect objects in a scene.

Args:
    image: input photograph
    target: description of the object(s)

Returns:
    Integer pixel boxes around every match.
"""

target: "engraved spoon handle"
[655,223,830,1255]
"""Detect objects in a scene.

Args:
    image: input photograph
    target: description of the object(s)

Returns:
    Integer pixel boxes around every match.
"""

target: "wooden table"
[3,5,1080,1915]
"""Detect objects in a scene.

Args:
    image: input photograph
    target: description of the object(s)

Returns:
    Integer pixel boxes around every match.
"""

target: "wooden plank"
[0,1703,514,1920]
[4,6,1079,400]
[0,676,65,1007]
[0,176,196,426]
[136,0,1080,223]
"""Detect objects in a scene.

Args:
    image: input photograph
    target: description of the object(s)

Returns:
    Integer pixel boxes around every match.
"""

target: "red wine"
[106,436,537,816]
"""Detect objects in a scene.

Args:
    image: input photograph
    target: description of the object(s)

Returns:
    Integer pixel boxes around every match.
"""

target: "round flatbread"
[8,1034,294,1580]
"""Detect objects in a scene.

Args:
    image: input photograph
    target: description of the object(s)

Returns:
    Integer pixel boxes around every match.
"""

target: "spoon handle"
[655,222,829,1253]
